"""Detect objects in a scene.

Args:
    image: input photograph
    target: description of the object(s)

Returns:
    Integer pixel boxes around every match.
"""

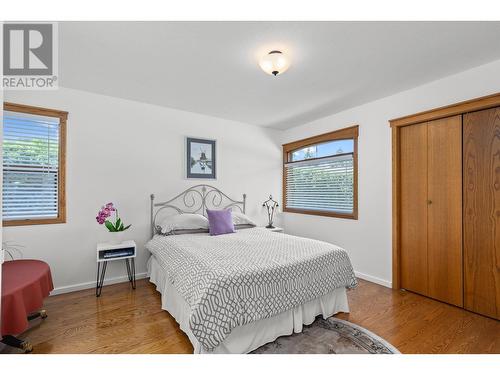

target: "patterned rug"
[251,317,400,354]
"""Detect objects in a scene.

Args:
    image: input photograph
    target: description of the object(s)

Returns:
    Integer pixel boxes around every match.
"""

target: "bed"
[145,185,358,354]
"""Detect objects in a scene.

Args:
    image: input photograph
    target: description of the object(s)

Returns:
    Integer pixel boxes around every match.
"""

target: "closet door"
[463,107,500,319]
[400,123,428,296]
[427,116,463,307]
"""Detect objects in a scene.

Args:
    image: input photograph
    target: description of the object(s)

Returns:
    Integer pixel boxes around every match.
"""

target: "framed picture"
[186,137,216,179]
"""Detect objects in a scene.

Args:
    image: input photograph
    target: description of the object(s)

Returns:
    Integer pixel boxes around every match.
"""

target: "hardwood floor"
[2,278,499,354]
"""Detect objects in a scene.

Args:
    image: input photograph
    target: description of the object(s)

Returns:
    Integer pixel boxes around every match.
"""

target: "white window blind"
[285,153,354,214]
[3,110,60,221]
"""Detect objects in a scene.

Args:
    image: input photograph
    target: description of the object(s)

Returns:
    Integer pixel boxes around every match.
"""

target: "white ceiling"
[60,21,500,129]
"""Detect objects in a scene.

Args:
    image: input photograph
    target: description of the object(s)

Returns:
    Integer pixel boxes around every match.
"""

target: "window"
[282,125,358,219]
[3,103,67,226]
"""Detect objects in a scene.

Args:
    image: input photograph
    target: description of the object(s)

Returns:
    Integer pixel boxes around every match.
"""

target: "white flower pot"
[108,231,125,245]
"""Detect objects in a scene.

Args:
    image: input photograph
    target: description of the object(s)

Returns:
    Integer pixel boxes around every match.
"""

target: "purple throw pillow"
[206,209,235,236]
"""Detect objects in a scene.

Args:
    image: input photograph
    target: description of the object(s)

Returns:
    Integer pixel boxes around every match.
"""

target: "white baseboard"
[51,272,148,296]
[354,271,392,289]
[51,270,389,295]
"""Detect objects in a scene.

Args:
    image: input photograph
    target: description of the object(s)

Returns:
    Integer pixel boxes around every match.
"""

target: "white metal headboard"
[150,184,246,237]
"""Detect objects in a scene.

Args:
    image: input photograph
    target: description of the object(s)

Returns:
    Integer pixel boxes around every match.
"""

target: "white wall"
[4,58,500,294]
[279,59,500,288]
[3,87,281,294]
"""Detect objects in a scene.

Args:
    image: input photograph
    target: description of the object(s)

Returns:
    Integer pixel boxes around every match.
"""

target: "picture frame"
[186,137,216,179]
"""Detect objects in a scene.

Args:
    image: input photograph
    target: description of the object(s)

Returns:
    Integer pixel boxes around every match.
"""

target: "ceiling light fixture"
[259,50,290,76]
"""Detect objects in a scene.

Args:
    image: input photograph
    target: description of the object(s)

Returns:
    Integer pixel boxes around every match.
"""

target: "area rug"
[251,317,400,354]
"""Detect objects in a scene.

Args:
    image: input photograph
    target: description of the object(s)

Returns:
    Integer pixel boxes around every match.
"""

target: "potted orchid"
[96,202,131,244]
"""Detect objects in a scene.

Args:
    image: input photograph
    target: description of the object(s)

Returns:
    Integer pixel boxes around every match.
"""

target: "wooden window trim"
[282,125,359,220]
[3,102,68,226]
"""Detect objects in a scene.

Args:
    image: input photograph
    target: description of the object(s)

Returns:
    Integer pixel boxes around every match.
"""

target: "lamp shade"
[259,50,290,76]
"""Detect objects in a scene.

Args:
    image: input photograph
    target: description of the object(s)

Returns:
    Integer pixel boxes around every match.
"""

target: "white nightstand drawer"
[97,240,136,262]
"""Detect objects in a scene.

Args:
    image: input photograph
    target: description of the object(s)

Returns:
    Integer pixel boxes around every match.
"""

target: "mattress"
[148,255,350,354]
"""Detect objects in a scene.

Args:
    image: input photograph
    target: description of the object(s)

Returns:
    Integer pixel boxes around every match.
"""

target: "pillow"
[206,209,235,236]
[234,224,255,230]
[170,228,209,235]
[232,211,257,227]
[159,213,209,235]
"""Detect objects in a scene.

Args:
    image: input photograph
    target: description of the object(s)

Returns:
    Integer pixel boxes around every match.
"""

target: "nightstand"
[96,240,136,297]
[264,226,284,233]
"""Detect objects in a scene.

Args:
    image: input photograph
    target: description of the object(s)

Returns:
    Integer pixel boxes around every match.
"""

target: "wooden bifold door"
[463,107,500,319]
[393,94,500,320]
[400,115,463,307]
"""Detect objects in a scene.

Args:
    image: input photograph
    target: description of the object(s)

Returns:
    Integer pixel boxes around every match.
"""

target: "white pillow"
[159,213,209,234]
[232,211,257,227]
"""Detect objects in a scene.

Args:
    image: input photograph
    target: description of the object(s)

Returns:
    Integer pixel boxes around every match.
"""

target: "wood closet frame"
[389,92,500,290]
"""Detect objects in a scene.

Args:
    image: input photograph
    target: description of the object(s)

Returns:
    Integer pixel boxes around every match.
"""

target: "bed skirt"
[148,256,350,354]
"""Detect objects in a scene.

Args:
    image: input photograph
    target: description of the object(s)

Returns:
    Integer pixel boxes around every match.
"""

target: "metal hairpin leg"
[96,258,135,297]
[126,258,136,289]
[126,258,131,281]
[95,261,107,297]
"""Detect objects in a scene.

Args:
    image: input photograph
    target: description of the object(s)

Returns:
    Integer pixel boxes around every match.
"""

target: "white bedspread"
[146,228,357,351]
[148,256,350,353]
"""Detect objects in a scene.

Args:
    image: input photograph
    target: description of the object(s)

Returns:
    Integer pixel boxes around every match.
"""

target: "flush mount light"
[259,50,290,76]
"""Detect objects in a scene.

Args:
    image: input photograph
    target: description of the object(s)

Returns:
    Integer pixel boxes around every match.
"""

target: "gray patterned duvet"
[146,227,357,351]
